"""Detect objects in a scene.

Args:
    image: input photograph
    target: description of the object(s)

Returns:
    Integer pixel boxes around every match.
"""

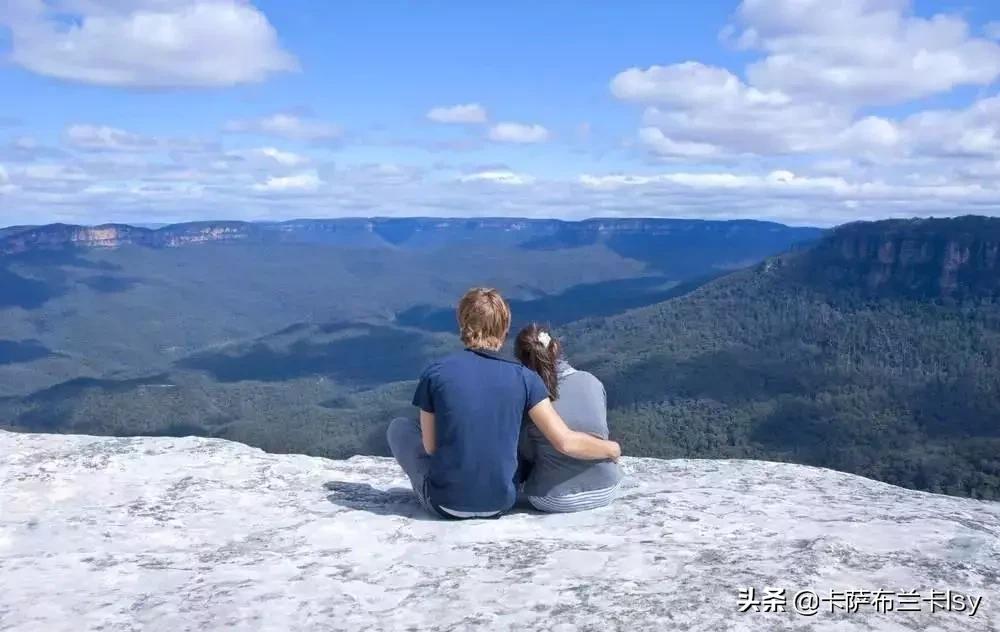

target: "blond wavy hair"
[456,287,510,350]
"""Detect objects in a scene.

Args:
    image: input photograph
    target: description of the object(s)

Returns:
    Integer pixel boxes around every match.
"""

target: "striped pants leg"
[528,482,621,513]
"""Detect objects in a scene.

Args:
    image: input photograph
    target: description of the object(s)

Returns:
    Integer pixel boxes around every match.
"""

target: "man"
[387,287,621,519]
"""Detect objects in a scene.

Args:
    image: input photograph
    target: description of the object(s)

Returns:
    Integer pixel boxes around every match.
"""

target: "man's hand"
[608,440,621,462]
[528,399,620,461]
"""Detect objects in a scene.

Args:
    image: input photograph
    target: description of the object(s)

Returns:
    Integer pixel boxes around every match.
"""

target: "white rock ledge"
[0,430,997,631]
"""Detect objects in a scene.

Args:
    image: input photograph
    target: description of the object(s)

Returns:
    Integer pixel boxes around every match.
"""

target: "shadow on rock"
[323,480,437,520]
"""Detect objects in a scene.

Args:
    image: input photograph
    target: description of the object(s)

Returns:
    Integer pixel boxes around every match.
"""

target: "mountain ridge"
[0,217,823,255]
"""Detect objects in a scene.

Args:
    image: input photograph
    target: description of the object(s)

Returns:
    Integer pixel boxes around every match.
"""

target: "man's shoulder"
[430,349,531,372]
[431,350,471,369]
[418,355,447,379]
[421,350,478,377]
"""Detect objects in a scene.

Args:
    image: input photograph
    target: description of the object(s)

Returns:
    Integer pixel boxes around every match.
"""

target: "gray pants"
[386,417,434,512]
[386,417,506,519]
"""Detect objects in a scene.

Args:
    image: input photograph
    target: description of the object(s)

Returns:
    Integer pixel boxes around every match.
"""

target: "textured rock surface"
[1,430,997,632]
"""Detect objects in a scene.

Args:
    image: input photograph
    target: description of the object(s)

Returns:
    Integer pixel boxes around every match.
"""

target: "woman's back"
[520,361,622,498]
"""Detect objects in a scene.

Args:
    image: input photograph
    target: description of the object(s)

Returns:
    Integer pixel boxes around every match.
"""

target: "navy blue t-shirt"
[413,348,550,513]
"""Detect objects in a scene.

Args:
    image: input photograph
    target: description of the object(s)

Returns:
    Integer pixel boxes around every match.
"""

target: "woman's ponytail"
[514,323,561,400]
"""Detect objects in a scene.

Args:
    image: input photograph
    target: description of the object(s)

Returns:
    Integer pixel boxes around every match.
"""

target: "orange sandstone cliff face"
[158,225,254,247]
[0,222,258,254]
[795,217,1000,300]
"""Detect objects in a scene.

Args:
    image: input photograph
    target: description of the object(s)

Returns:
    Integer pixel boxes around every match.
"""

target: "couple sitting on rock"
[387,287,622,519]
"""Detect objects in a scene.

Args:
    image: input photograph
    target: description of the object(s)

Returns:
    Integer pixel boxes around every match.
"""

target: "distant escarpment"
[788,216,1000,300]
[0,217,822,258]
[0,222,263,255]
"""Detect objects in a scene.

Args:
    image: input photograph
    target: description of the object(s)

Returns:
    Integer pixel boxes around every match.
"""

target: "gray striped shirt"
[519,360,622,498]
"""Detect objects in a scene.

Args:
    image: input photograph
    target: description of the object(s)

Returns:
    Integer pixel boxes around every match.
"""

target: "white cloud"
[612,2,1000,168]
[458,170,536,186]
[0,165,13,194]
[610,1,1000,170]
[12,137,39,150]
[228,147,309,167]
[65,124,154,151]
[224,114,341,142]
[638,127,722,158]
[579,170,853,194]
[252,170,322,193]
[1,0,298,88]
[732,0,1000,106]
[488,122,551,144]
[3,147,999,227]
[612,61,789,108]
[256,147,308,166]
[345,163,423,185]
[900,96,1000,159]
[427,103,488,124]
[574,169,1000,218]
[616,62,849,155]
[21,163,91,182]
[987,21,1000,41]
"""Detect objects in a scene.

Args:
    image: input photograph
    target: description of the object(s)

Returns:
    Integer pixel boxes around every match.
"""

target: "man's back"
[414,348,549,513]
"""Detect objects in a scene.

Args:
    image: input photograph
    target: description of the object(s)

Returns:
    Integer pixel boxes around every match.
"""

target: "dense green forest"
[574,269,1000,499]
[568,217,1000,499]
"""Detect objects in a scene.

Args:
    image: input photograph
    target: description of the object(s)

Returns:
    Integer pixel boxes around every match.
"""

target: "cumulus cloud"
[252,170,322,193]
[458,170,536,185]
[1,0,298,88]
[224,114,341,142]
[900,96,1000,159]
[731,0,1000,106]
[255,147,309,166]
[638,127,723,159]
[227,147,309,167]
[612,61,788,108]
[612,0,1000,176]
[426,104,488,124]
[614,62,852,156]
[488,122,551,144]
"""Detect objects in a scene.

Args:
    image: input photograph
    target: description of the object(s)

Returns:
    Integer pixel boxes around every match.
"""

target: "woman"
[514,323,622,513]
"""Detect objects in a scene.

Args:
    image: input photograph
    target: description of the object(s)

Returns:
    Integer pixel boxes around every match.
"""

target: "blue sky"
[1,0,999,227]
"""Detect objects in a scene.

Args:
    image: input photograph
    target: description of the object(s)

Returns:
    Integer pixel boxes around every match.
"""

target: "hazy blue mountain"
[3,216,998,498]
[0,216,820,460]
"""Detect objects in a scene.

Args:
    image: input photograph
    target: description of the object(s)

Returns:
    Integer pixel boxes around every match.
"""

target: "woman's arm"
[527,399,620,461]
[419,409,436,455]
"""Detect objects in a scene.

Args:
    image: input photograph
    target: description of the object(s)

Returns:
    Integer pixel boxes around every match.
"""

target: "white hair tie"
[537,331,551,348]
